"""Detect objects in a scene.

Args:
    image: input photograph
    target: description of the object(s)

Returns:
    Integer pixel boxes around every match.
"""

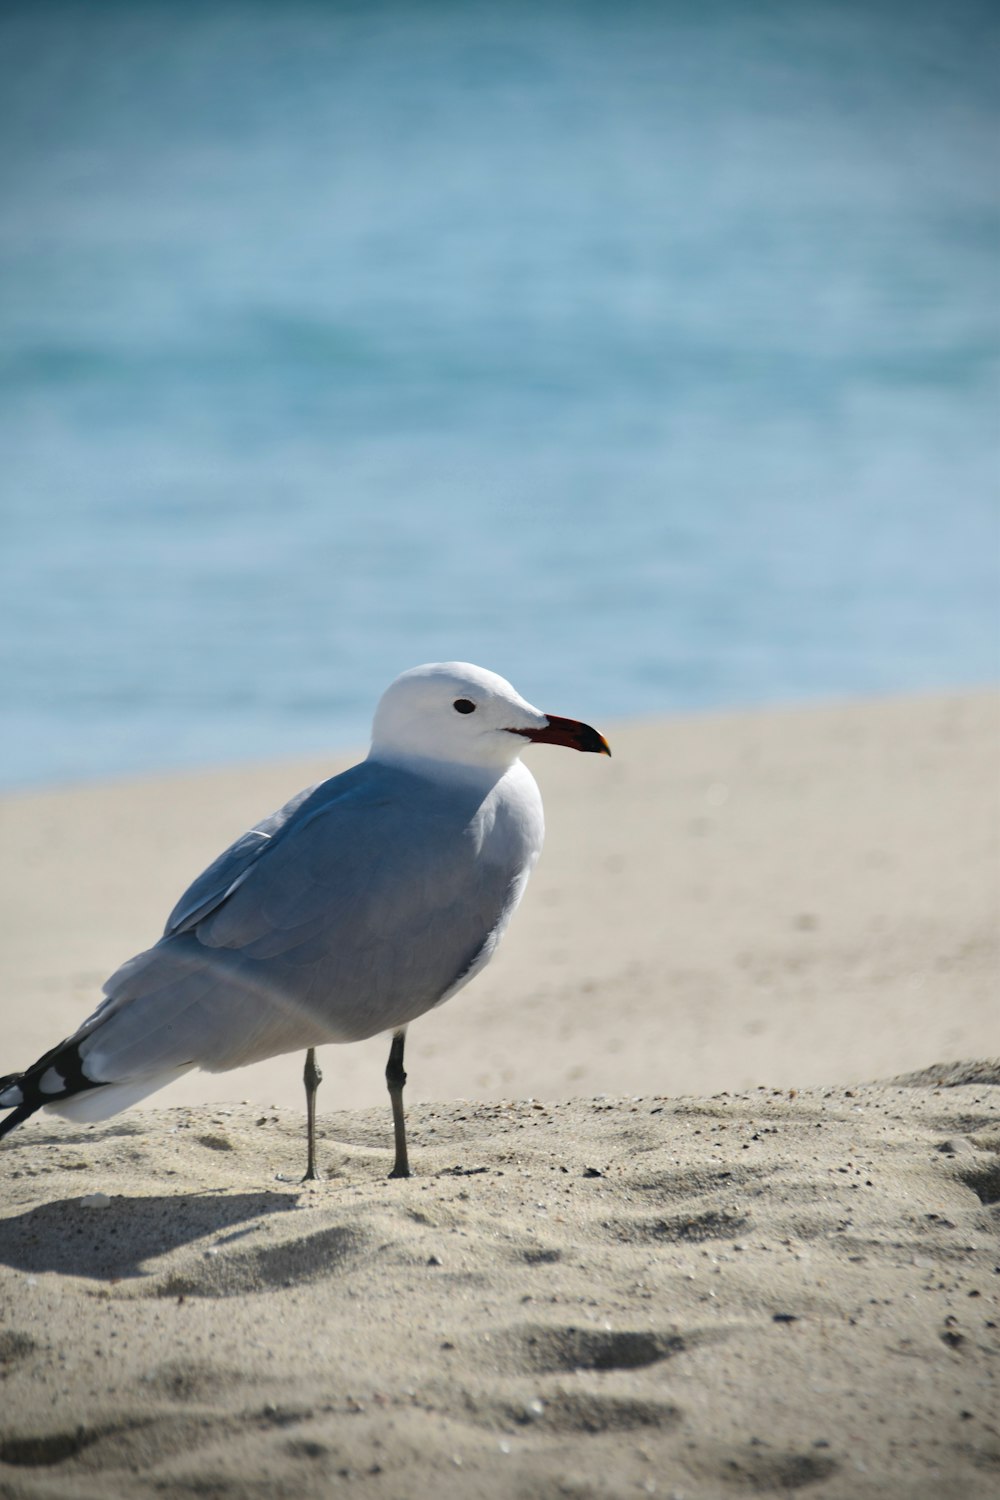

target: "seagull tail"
[0,1038,187,1137]
[0,1035,107,1140]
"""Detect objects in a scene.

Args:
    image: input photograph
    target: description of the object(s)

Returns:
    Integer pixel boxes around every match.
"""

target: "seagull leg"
[302,1047,324,1182]
[386,1029,410,1179]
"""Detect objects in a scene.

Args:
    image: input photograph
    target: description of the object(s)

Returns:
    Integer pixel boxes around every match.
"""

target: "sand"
[0,689,998,1498]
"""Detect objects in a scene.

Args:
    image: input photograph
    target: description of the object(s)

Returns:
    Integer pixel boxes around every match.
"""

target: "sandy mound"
[1,1075,997,1499]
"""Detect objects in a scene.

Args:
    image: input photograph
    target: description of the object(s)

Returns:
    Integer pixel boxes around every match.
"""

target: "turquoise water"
[1,1,997,786]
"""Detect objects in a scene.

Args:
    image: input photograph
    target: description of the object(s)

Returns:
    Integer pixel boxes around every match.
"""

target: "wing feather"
[163,767,375,936]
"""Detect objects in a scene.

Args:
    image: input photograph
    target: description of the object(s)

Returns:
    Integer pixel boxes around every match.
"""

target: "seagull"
[0,663,610,1179]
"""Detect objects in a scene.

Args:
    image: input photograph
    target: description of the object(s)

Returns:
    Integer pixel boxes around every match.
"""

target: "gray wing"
[77,764,523,1084]
[163,774,351,935]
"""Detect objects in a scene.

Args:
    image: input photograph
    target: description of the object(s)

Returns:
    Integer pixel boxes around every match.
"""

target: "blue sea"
[1,1,997,788]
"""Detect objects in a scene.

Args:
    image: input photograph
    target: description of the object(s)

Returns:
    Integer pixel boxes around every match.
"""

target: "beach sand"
[0,690,997,1498]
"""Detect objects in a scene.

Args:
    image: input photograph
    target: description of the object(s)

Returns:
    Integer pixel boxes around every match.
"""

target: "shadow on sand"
[0,1190,302,1281]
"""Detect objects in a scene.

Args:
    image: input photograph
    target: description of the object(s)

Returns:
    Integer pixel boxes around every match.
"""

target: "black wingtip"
[0,1035,105,1140]
[0,1101,39,1141]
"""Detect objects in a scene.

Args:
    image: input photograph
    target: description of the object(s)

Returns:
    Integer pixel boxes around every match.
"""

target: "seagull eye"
[453,698,476,714]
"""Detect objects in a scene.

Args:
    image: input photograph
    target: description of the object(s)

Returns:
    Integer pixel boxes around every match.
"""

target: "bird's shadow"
[0,1190,301,1282]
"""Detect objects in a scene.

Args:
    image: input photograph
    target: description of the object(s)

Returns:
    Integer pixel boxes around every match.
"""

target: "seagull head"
[370,662,611,774]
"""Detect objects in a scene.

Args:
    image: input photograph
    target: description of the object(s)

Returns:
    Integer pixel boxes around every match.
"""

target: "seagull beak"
[509,715,612,757]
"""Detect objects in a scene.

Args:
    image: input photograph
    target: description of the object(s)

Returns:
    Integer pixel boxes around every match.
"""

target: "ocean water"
[1,1,997,788]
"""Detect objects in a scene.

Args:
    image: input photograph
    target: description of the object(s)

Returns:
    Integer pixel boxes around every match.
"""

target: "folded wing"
[74,762,522,1084]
